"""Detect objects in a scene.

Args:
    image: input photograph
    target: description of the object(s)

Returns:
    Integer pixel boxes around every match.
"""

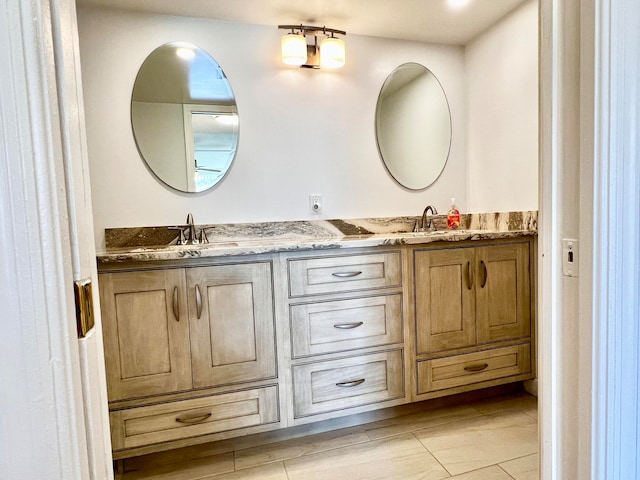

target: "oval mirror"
[131,42,238,193]
[375,63,451,190]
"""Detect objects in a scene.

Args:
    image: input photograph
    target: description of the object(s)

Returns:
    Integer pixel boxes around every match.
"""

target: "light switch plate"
[562,239,579,277]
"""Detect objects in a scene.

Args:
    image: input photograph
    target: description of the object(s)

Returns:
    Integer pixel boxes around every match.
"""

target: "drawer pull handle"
[336,379,365,387]
[333,322,364,329]
[172,286,180,321]
[332,271,363,278]
[175,412,212,424]
[481,260,488,288]
[195,284,203,319]
[464,363,489,372]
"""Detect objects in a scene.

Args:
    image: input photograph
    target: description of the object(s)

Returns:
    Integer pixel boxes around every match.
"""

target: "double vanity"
[97,211,537,461]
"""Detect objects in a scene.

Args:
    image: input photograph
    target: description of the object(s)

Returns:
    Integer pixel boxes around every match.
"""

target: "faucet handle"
[168,227,187,245]
[198,228,209,244]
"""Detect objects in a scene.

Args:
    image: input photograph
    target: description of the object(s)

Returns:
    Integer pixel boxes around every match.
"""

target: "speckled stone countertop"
[97,211,537,264]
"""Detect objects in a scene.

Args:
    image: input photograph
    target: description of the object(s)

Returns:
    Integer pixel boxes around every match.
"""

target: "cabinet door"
[414,248,476,353]
[475,243,531,343]
[187,262,277,388]
[99,270,192,401]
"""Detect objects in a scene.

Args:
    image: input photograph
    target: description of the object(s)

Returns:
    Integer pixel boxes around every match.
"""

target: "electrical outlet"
[309,194,322,214]
[562,239,579,277]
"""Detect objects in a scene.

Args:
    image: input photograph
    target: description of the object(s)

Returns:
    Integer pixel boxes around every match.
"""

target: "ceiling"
[75,0,530,45]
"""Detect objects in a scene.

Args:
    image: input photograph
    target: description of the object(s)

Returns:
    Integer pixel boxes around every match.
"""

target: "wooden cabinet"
[414,247,476,353]
[474,244,531,343]
[99,269,192,401]
[187,263,276,388]
[415,242,531,355]
[413,240,533,394]
[99,238,534,460]
[99,259,278,457]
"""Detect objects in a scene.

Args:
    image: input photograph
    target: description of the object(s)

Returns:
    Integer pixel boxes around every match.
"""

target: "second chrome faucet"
[414,205,438,232]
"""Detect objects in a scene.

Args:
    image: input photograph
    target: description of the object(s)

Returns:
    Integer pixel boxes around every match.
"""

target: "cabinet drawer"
[417,344,532,394]
[290,294,403,358]
[292,350,404,418]
[288,252,401,297]
[110,386,279,450]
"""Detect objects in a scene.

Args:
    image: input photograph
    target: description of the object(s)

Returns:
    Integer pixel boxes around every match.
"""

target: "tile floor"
[117,391,538,480]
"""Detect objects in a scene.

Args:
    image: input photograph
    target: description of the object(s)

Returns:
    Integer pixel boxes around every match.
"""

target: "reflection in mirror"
[375,63,451,190]
[131,42,238,193]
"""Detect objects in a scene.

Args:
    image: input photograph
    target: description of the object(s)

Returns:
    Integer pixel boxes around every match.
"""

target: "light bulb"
[320,36,345,69]
[281,33,307,66]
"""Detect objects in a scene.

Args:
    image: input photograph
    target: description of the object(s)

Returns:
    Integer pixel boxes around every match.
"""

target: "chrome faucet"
[185,213,197,244]
[414,205,438,232]
[170,213,209,245]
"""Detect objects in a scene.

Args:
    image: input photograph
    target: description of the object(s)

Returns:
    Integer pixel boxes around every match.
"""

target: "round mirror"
[375,63,451,190]
[131,42,238,193]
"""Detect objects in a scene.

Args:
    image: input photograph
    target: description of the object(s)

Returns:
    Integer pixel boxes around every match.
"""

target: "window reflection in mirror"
[131,42,238,193]
[375,63,451,190]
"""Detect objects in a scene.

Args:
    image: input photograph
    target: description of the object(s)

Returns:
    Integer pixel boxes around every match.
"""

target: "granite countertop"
[97,211,537,264]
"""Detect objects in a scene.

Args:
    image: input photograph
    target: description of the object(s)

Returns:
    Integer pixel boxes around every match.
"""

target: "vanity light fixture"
[278,24,346,69]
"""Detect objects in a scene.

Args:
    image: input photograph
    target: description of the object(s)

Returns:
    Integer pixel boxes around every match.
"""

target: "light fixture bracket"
[278,24,346,37]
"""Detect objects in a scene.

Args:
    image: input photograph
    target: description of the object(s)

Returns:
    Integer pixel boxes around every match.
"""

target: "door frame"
[539,0,640,478]
[0,0,112,478]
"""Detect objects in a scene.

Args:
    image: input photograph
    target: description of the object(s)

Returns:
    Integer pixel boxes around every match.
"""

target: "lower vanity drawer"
[417,344,532,394]
[292,349,404,418]
[110,385,279,450]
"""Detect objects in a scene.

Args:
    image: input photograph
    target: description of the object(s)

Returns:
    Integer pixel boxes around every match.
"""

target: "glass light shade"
[320,36,345,69]
[281,33,307,66]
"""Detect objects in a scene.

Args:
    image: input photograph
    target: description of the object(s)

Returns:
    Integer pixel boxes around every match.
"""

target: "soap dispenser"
[447,198,461,230]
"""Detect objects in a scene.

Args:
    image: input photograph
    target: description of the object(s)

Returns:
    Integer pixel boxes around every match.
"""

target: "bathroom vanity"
[97,212,537,460]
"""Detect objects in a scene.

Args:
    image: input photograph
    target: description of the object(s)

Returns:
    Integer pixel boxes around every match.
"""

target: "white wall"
[466,0,539,213]
[77,7,468,249]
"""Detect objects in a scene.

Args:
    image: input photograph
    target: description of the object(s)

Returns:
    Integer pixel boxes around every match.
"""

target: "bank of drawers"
[287,250,405,419]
